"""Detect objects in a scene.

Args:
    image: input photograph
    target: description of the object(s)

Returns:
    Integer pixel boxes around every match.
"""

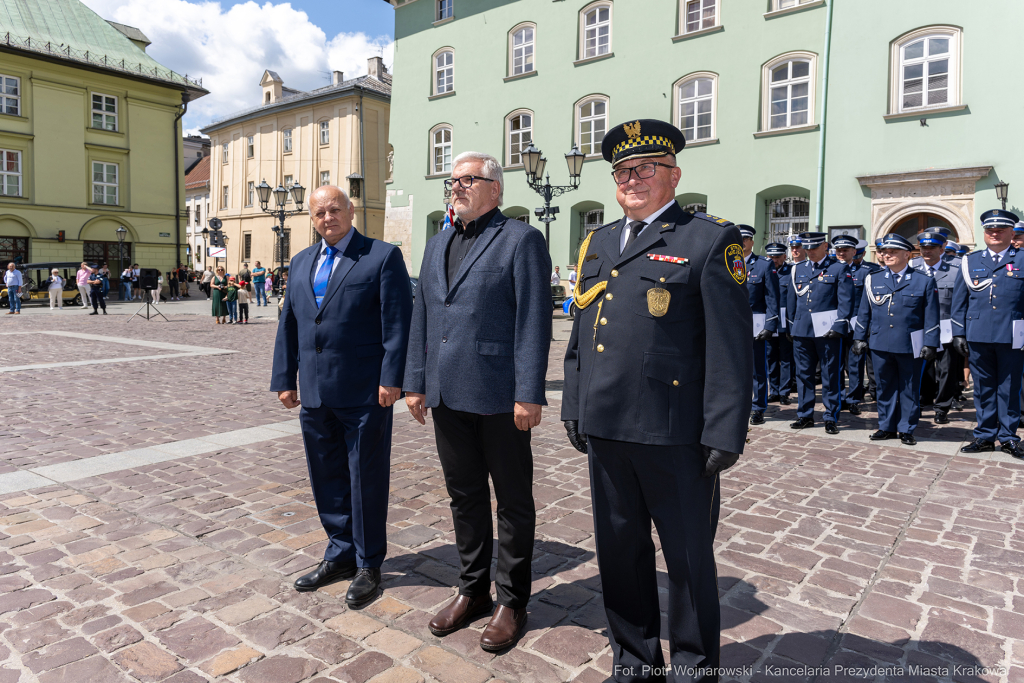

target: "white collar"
[889,265,908,279]
[627,199,677,228]
[988,245,1011,260]
[321,228,355,255]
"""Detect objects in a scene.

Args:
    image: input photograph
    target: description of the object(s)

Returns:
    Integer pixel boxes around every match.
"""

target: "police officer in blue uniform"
[1013,221,1024,250]
[833,234,880,416]
[766,242,793,405]
[854,240,879,399]
[786,232,854,433]
[741,226,780,425]
[951,209,1024,458]
[852,234,939,445]
[562,119,751,680]
[913,229,964,424]
[945,241,960,259]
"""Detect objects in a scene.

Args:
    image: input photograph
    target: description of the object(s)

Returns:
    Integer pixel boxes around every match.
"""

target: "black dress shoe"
[899,432,917,445]
[824,422,839,435]
[790,417,814,429]
[750,411,765,425]
[848,403,861,416]
[961,439,995,453]
[766,395,781,404]
[1001,441,1024,459]
[869,430,897,441]
[346,568,381,608]
[779,396,792,405]
[934,411,949,425]
[294,560,357,592]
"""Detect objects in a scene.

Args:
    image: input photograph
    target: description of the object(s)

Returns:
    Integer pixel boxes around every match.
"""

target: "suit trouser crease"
[968,342,1024,443]
[793,336,842,422]
[431,399,535,608]
[589,437,720,683]
[871,351,924,433]
[299,404,392,567]
[751,338,769,411]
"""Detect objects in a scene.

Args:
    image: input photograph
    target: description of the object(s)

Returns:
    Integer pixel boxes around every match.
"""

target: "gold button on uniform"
[660,277,666,283]
[605,293,613,300]
[600,318,607,325]
[610,269,619,277]
[672,380,679,386]
[597,344,605,352]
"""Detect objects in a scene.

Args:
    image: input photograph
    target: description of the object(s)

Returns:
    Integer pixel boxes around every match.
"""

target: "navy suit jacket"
[403,210,552,414]
[854,268,940,354]
[786,256,855,337]
[270,229,413,409]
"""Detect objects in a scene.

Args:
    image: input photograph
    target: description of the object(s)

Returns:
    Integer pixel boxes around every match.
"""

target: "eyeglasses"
[611,162,676,185]
[444,175,495,191]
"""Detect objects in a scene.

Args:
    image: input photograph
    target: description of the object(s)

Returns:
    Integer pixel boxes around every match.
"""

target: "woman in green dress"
[211,267,228,324]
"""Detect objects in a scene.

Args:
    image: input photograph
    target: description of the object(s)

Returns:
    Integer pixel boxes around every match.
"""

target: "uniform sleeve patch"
[726,244,746,285]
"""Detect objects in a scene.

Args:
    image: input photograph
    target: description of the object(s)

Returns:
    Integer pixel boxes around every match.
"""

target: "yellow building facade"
[200,58,392,275]
[0,2,206,272]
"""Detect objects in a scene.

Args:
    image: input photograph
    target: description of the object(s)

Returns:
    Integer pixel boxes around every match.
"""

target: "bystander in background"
[47,268,64,310]
[237,283,250,323]
[5,262,22,315]
[225,276,239,323]
[76,262,91,309]
[252,262,267,306]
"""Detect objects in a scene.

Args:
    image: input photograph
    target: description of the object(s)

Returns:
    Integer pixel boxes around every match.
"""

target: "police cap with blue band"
[797,231,828,247]
[765,242,786,256]
[1015,221,1024,234]
[945,240,960,253]
[879,233,913,251]
[737,225,755,239]
[957,244,969,255]
[602,119,686,166]
[855,240,867,255]
[788,235,802,247]
[981,208,1020,229]
[917,231,947,246]
[831,235,858,249]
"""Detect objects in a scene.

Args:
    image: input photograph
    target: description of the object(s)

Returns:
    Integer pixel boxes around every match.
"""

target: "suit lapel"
[319,230,365,312]
[595,217,624,265]
[437,228,456,293]
[449,211,505,292]
[893,269,913,291]
[299,245,317,309]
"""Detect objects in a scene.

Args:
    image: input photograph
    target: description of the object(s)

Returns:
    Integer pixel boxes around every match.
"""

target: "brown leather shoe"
[479,605,527,652]
[428,594,493,637]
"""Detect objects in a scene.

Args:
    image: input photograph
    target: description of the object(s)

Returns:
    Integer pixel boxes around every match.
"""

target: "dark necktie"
[927,266,934,278]
[313,245,339,308]
[622,221,645,254]
[993,253,1001,266]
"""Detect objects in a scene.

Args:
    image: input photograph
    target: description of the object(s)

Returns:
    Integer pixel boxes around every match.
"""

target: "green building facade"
[382,0,1024,276]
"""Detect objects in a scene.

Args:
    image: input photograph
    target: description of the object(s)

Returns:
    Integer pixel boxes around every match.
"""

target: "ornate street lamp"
[521,144,586,251]
[256,177,306,309]
[116,225,127,299]
[995,181,1009,210]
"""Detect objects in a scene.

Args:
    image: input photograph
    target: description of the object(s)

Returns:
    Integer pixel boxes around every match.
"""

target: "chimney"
[332,70,344,85]
[367,56,385,80]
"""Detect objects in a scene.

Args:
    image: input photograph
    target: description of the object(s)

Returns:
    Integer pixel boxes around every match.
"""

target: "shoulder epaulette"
[693,212,735,228]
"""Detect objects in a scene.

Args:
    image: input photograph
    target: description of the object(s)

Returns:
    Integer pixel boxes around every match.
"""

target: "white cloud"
[80,0,393,133]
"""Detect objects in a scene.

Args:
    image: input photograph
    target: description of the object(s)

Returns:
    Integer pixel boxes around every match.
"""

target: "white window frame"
[509,23,536,77]
[91,93,118,131]
[430,124,453,175]
[0,149,20,196]
[283,128,293,153]
[674,72,717,143]
[246,135,254,159]
[246,181,254,207]
[680,0,717,34]
[768,197,809,245]
[284,174,294,203]
[437,0,453,21]
[505,110,534,167]
[891,26,962,115]
[320,170,330,187]
[579,2,612,61]
[221,142,229,164]
[0,75,20,116]
[575,96,609,157]
[222,185,229,209]
[433,48,455,96]
[92,161,118,205]
[319,121,329,146]
[774,0,816,9]
[761,52,816,132]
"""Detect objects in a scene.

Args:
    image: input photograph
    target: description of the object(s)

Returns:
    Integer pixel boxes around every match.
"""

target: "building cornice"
[857,166,993,189]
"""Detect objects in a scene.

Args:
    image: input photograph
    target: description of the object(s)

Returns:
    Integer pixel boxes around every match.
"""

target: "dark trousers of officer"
[589,436,720,683]
[843,341,866,405]
[920,344,965,412]
[871,351,925,433]
[431,398,535,608]
[767,335,794,397]
[793,336,843,422]
[90,286,106,312]
[968,343,1024,444]
[751,338,770,411]
[300,403,392,567]
[864,352,877,396]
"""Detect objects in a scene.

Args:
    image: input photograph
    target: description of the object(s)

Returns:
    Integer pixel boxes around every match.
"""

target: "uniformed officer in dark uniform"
[740,226,780,425]
[945,241,961,259]
[766,242,793,405]
[854,240,879,399]
[833,234,879,416]
[562,119,751,681]
[1013,221,1024,250]
[952,209,1024,458]
[786,232,854,433]
[913,229,964,424]
[852,234,939,445]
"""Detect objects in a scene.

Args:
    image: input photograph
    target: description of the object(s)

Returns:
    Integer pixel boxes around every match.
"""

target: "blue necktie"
[313,245,339,308]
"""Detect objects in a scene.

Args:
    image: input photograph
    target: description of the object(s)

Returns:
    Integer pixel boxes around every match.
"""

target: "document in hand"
[753,313,766,338]
[911,329,924,358]
[939,319,953,345]
[811,310,838,337]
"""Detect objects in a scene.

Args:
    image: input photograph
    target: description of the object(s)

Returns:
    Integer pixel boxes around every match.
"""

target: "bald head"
[309,185,356,246]
[308,185,351,216]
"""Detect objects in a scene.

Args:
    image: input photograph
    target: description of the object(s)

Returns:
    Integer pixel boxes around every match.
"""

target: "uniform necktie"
[622,221,645,253]
[313,245,339,308]
[927,266,934,278]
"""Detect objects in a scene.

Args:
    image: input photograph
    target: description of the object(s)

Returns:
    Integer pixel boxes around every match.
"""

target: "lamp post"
[116,225,127,301]
[256,179,306,304]
[995,181,1010,211]
[521,144,586,252]
[201,227,209,273]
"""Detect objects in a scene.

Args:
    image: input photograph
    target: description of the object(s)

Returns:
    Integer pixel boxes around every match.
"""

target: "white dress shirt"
[315,228,356,280]
[889,265,908,283]
[619,199,677,254]
[987,245,1011,264]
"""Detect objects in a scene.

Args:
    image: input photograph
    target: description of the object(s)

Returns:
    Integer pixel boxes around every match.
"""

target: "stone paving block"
[23,636,98,674]
[215,595,277,625]
[198,645,264,676]
[238,610,317,649]
[112,641,183,681]
[326,611,386,640]
[236,655,323,683]
[332,651,395,683]
[530,625,607,668]
[489,647,569,683]
[91,624,143,653]
[367,666,425,683]
[156,616,241,665]
[35,654,124,683]
[302,631,362,665]
[410,646,491,683]
[364,627,423,658]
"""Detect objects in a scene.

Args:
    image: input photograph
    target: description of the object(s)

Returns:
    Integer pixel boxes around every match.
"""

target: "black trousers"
[90,288,106,312]
[589,437,721,683]
[432,398,535,608]
[920,343,965,412]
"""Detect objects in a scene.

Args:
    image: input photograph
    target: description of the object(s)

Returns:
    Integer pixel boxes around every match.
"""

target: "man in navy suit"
[739,225,779,425]
[404,152,551,652]
[270,185,412,606]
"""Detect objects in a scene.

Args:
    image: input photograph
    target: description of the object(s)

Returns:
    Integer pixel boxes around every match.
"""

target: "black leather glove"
[851,340,868,356]
[702,445,740,478]
[754,328,774,342]
[786,332,793,342]
[823,329,841,339]
[564,420,588,453]
[952,336,969,358]
[920,345,938,361]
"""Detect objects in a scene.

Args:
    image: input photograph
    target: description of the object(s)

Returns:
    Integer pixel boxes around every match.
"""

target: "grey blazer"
[403,210,552,414]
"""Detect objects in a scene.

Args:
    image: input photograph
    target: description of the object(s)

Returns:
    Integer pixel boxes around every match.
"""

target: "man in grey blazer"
[404,151,551,652]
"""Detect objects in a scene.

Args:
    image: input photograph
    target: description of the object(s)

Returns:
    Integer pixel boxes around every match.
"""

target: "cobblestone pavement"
[0,313,1022,683]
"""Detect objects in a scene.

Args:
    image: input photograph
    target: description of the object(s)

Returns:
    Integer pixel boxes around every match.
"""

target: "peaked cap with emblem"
[765,242,787,256]
[736,224,756,239]
[831,235,858,249]
[602,118,686,166]
[945,240,960,252]
[981,208,1019,228]
[879,233,913,251]
[917,231,947,246]
[797,231,828,247]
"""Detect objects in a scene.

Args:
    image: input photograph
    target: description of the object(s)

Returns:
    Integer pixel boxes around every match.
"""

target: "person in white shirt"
[550,265,561,286]
[5,262,23,314]
[47,268,64,310]
[567,266,577,294]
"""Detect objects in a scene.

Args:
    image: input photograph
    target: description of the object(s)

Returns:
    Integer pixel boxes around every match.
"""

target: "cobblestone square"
[0,311,1021,682]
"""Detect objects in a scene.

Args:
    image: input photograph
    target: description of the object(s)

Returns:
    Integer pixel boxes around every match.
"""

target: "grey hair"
[452,151,503,205]
[307,185,352,216]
